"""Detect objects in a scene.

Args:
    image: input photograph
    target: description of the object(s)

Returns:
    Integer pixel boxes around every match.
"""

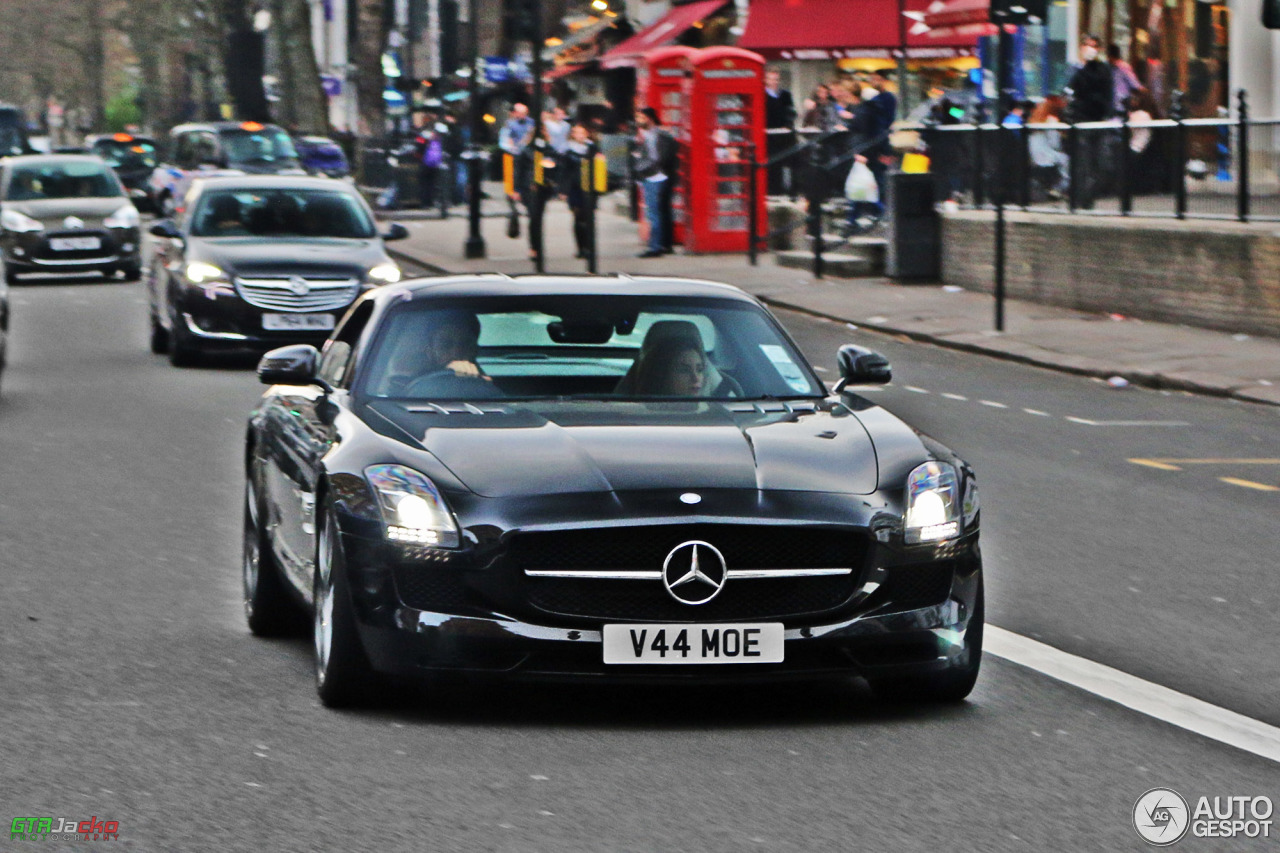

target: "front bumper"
[3,227,141,275]
[334,511,983,684]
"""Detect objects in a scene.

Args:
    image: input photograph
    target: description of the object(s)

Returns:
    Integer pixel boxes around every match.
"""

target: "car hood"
[364,399,908,498]
[5,197,129,224]
[191,237,387,278]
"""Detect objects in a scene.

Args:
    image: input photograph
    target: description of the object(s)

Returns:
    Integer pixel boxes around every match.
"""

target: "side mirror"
[149,220,181,239]
[382,223,409,241]
[1266,0,1280,27]
[258,344,324,387]
[835,344,891,391]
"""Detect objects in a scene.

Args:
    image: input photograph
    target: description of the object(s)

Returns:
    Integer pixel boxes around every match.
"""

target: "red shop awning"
[599,0,730,69]
[922,0,998,38]
[737,0,978,60]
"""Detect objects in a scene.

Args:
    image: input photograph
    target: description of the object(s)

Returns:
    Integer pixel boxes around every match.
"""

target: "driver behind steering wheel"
[388,309,500,397]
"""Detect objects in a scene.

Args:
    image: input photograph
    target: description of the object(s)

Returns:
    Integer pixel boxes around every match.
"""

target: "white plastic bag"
[844,161,879,202]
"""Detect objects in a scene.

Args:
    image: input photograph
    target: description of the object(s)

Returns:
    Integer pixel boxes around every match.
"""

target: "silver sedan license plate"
[603,623,783,664]
[49,236,101,251]
[261,313,335,331]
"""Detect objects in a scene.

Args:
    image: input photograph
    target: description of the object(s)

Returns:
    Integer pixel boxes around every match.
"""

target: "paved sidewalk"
[384,187,1280,408]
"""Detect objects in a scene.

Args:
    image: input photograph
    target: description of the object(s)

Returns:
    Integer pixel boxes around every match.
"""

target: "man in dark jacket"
[1067,35,1114,208]
[764,67,796,195]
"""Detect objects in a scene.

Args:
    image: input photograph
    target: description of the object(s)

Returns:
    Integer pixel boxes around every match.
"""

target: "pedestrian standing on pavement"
[499,103,536,205]
[563,123,594,259]
[1108,43,1144,117]
[632,107,679,258]
[417,126,444,209]
[764,67,796,195]
[801,85,839,132]
[1066,34,1114,208]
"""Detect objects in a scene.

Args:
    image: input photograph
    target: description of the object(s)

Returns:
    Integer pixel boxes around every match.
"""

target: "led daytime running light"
[365,464,460,548]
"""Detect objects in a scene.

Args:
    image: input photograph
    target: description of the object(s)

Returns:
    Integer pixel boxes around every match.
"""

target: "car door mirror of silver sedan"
[834,344,892,392]
[149,221,182,239]
[258,344,331,391]
[382,223,409,241]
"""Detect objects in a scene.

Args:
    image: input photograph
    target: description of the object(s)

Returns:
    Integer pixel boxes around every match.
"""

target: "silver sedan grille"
[234,276,360,312]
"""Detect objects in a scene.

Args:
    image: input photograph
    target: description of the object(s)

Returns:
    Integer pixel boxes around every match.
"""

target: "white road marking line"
[904,386,930,394]
[941,393,968,401]
[1022,408,1051,417]
[1065,417,1191,427]
[979,400,1008,409]
[986,626,1280,764]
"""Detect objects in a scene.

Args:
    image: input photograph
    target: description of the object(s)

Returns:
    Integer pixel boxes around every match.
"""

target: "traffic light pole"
[463,0,485,259]
[992,24,1012,333]
[528,2,545,273]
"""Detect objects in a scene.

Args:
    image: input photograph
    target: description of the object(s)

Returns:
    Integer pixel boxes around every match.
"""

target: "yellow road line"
[1219,477,1280,492]
[1129,459,1183,471]
[1144,459,1280,465]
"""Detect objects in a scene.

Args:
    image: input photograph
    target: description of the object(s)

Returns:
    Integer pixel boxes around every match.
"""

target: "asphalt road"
[1,277,1276,851]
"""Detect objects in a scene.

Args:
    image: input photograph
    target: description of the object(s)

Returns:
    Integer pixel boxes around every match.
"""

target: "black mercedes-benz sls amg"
[243,275,983,707]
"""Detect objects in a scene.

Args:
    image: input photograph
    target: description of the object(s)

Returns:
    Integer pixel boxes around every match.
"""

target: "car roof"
[372,274,761,304]
[192,174,357,191]
[169,121,287,135]
[2,153,109,168]
[87,134,156,144]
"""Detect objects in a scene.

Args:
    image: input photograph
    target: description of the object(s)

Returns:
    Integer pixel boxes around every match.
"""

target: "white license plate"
[49,236,101,251]
[261,313,335,331]
[603,623,783,664]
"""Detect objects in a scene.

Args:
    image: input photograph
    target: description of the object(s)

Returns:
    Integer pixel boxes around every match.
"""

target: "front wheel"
[314,504,376,708]
[243,478,303,637]
[149,310,170,354]
[121,261,143,282]
[167,315,200,367]
[869,579,984,703]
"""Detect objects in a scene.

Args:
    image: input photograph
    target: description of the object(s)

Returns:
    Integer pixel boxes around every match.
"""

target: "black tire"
[149,310,170,354]
[313,503,376,708]
[167,316,200,367]
[4,266,18,286]
[121,262,142,282]
[243,479,303,637]
[870,579,984,704]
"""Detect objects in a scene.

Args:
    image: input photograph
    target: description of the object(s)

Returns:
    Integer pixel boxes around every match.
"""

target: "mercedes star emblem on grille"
[63,216,85,230]
[288,275,311,296]
[662,540,728,605]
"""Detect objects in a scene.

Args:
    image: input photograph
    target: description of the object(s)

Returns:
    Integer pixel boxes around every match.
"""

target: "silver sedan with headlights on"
[145,174,408,366]
[0,154,142,284]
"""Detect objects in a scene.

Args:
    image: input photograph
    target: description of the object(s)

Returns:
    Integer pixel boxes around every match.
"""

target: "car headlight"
[367,262,401,284]
[0,209,43,233]
[365,464,460,547]
[185,261,226,284]
[103,204,140,229]
[904,461,960,544]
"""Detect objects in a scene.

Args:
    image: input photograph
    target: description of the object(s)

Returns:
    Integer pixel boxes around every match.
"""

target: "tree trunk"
[274,0,330,133]
[352,0,388,139]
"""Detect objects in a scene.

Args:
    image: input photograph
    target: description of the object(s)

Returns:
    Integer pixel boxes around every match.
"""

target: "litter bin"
[885,172,940,281]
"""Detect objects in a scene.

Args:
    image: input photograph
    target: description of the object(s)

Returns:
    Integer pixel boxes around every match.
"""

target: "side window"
[194,133,218,165]
[175,133,195,168]
[318,302,375,388]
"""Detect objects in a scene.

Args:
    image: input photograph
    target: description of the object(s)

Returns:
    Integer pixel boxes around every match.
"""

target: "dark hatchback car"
[243,276,983,708]
[0,154,142,284]
[147,175,407,365]
[87,132,159,210]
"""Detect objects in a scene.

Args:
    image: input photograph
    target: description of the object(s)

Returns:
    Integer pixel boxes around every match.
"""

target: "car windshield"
[360,295,826,402]
[93,139,157,170]
[190,188,375,238]
[5,161,122,200]
[220,129,299,166]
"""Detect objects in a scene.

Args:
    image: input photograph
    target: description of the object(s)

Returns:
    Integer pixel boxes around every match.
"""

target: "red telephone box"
[637,46,696,244]
[681,47,766,254]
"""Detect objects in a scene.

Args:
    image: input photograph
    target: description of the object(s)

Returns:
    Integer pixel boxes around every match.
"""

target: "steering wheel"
[403,369,503,399]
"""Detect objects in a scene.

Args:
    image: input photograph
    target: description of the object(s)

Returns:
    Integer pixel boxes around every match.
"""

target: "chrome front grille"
[234,276,360,312]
